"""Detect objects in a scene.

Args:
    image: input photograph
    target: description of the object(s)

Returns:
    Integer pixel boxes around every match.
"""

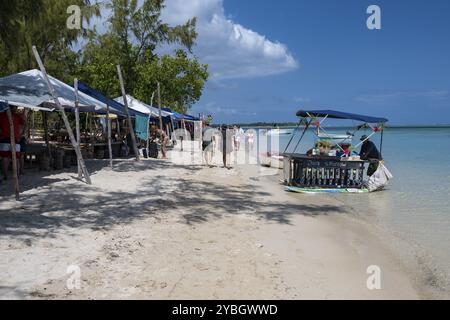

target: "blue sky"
[165,0,450,125]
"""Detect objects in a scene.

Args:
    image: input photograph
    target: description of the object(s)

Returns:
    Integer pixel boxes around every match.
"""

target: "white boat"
[267,128,293,136]
[260,152,284,169]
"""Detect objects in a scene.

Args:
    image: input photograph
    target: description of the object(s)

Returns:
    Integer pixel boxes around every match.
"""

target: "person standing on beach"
[233,125,243,151]
[0,106,24,181]
[202,122,215,167]
[156,128,169,159]
[220,125,233,169]
[236,126,244,151]
[247,130,255,151]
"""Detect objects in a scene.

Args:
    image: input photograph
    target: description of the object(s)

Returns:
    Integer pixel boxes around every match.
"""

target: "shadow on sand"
[0,160,348,242]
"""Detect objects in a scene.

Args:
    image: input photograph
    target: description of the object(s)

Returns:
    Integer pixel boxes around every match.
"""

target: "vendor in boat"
[359,135,382,176]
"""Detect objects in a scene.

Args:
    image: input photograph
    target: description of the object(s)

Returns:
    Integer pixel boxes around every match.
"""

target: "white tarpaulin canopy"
[0,69,109,113]
[115,95,173,118]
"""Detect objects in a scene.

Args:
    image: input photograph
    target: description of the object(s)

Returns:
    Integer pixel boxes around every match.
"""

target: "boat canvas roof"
[296,109,388,123]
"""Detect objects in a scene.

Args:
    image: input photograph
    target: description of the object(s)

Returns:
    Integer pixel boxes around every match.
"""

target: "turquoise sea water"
[273,127,450,292]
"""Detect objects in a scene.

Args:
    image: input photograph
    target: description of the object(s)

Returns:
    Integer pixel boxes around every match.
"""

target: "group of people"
[306,133,383,177]
[201,124,256,169]
[1,108,384,180]
[123,126,169,160]
[0,106,27,182]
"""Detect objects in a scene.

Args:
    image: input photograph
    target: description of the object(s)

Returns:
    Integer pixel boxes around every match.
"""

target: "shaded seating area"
[0,70,128,175]
[1,66,206,200]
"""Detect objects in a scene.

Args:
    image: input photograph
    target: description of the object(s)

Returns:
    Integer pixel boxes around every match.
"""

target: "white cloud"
[161,0,298,79]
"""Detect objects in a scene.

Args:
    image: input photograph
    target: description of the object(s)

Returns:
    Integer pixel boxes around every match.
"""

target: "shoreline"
[0,148,428,299]
[332,190,450,299]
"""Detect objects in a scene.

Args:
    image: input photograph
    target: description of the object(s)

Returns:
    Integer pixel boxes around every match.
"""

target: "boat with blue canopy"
[283,109,392,193]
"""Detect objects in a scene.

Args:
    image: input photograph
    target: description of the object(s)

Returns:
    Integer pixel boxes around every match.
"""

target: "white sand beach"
[0,145,422,299]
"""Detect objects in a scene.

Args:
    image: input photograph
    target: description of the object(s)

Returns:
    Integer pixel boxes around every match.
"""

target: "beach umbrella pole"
[116,65,140,161]
[5,103,20,200]
[32,46,92,185]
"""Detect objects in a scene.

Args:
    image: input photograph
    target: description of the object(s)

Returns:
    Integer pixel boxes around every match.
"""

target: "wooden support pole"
[147,91,155,151]
[116,64,140,161]
[107,105,113,169]
[117,118,121,139]
[85,112,89,134]
[5,104,20,200]
[146,115,151,152]
[41,110,51,158]
[157,82,163,131]
[31,111,35,142]
[170,117,176,141]
[74,78,82,179]
[32,46,92,184]
[42,111,49,145]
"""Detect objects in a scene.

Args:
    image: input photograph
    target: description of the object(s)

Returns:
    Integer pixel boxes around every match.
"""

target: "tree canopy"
[0,0,100,80]
[0,0,209,113]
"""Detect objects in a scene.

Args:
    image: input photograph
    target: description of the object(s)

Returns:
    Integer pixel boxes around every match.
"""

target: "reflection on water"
[272,127,450,290]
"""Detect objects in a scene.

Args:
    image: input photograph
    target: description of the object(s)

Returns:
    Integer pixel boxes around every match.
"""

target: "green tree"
[78,0,208,111]
[1,0,209,114]
[0,0,100,79]
[80,0,198,92]
[78,33,123,97]
[134,50,208,112]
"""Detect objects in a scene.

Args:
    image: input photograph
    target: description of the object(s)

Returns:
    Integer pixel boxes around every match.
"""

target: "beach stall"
[283,110,391,193]
[164,108,201,138]
[115,95,173,136]
[77,82,152,159]
[114,95,175,157]
[0,69,119,171]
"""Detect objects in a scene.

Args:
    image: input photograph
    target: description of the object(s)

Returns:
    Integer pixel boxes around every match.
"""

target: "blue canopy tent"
[0,101,8,112]
[183,114,200,121]
[161,107,199,121]
[77,82,148,118]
